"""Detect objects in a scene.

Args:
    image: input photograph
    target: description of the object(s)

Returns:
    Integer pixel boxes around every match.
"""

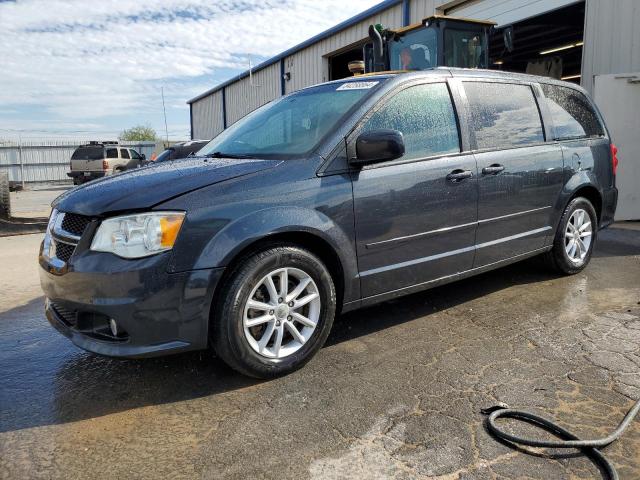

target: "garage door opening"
[489,1,585,83]
[328,44,365,81]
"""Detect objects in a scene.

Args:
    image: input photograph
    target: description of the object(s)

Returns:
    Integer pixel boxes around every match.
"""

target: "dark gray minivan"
[40,68,618,377]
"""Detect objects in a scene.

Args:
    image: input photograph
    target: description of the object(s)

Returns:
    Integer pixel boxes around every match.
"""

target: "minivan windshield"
[197,81,382,159]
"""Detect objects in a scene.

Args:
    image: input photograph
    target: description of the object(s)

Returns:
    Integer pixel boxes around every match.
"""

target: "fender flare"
[551,170,603,231]
[192,206,359,302]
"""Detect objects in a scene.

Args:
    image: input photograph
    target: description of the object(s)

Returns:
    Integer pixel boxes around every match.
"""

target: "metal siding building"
[188,0,640,219]
[581,0,640,94]
[188,0,409,139]
[189,0,640,137]
[283,3,405,94]
[226,62,282,125]
[191,90,224,140]
[441,0,580,27]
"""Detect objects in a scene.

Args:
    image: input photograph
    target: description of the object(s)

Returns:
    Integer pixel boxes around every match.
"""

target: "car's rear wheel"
[545,197,597,275]
[212,245,336,378]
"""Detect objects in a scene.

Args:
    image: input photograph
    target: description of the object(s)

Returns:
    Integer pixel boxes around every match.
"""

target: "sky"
[0,0,381,140]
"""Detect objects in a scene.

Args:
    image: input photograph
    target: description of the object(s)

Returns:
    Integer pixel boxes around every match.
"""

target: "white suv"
[68,142,146,185]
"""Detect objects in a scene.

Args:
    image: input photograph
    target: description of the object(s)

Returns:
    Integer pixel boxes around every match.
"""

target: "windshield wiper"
[203,151,255,159]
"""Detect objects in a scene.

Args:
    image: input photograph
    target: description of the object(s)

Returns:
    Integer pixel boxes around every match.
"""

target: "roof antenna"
[249,55,261,87]
[161,86,169,147]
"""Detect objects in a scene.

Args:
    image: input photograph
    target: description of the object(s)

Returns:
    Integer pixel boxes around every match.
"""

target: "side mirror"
[141,154,146,160]
[503,26,514,53]
[351,129,405,166]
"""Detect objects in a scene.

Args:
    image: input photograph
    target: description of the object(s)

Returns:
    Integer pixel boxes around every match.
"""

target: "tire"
[212,245,336,378]
[544,197,597,275]
[0,171,10,219]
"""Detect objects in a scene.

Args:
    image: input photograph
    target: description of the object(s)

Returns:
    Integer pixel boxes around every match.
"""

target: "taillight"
[102,160,109,170]
[610,144,619,176]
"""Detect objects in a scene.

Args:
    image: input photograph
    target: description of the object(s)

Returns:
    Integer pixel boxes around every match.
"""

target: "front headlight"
[90,211,185,259]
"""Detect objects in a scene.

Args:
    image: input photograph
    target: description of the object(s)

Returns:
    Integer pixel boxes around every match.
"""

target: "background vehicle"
[41,70,617,378]
[68,142,146,185]
[364,16,495,73]
[153,140,209,163]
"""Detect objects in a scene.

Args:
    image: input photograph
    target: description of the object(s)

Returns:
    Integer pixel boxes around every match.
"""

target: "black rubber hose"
[482,400,640,480]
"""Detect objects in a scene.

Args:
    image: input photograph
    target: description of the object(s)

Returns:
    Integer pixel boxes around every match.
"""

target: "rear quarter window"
[106,148,118,158]
[71,146,104,160]
[464,82,545,150]
[540,84,604,140]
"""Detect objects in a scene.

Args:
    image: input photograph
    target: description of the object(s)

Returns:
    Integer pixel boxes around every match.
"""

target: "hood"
[54,157,282,216]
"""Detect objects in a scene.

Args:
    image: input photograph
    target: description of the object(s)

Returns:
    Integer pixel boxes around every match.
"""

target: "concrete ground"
[0,227,639,479]
[8,183,72,219]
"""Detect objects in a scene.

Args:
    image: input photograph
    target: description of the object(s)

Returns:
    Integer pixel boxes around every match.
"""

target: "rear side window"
[71,146,104,160]
[120,148,130,159]
[106,148,117,158]
[361,83,460,161]
[540,84,604,140]
[464,82,545,150]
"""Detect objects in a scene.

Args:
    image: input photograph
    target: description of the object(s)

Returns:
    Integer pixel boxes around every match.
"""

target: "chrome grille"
[60,213,91,237]
[54,242,75,262]
[45,210,92,265]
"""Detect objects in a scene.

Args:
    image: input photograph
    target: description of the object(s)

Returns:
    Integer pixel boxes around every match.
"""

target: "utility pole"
[161,87,169,148]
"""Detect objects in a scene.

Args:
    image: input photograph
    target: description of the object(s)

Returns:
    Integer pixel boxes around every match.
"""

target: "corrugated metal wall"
[444,0,579,26]
[190,0,640,133]
[283,3,405,94]
[581,0,640,94]
[410,0,440,23]
[191,90,224,140]
[0,141,156,183]
[225,62,281,125]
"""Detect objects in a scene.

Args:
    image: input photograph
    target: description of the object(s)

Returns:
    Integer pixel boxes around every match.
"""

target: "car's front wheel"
[545,196,597,274]
[212,245,336,378]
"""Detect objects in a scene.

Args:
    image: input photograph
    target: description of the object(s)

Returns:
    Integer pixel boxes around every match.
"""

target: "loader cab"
[364,16,495,73]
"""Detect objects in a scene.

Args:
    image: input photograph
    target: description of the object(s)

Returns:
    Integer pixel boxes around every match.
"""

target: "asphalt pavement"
[1,226,639,479]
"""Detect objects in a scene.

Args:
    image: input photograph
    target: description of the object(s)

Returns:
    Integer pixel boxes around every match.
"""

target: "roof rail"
[83,140,119,146]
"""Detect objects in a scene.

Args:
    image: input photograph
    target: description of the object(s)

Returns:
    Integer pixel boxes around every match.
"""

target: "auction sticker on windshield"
[336,81,379,90]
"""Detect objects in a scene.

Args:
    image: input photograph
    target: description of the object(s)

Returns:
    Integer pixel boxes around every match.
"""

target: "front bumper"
[40,241,223,358]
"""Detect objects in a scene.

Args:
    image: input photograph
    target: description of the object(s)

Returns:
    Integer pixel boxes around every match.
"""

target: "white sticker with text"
[336,81,379,91]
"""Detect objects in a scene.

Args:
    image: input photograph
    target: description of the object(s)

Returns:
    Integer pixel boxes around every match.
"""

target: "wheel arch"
[212,230,347,318]
[569,185,602,224]
[558,171,604,228]
[199,207,359,319]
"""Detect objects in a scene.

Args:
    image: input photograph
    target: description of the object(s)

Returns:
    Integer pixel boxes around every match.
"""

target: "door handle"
[482,164,505,175]
[446,169,473,182]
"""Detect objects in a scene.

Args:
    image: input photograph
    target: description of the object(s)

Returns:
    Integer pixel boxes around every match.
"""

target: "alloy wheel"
[243,267,321,359]
[564,208,592,264]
